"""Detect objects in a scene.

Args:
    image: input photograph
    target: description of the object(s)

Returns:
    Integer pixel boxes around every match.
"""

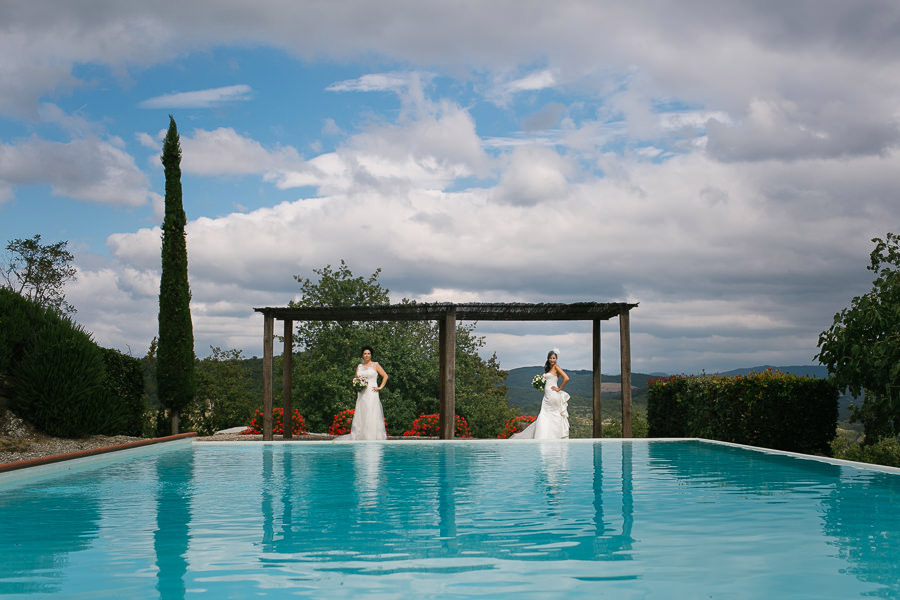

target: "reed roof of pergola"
[253,301,638,322]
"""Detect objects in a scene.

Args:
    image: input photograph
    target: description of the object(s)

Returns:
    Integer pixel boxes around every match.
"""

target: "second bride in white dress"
[512,349,570,439]
[338,346,388,440]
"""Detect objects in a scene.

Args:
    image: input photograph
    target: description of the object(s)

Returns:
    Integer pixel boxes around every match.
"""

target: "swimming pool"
[1,439,899,599]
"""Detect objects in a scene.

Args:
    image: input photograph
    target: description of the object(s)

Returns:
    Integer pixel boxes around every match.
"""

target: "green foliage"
[157,115,195,421]
[10,316,126,438]
[98,347,145,436]
[187,346,258,435]
[2,234,77,314]
[648,371,838,454]
[2,288,145,438]
[831,435,900,468]
[0,286,55,373]
[288,261,512,436]
[817,233,900,442]
[599,413,650,438]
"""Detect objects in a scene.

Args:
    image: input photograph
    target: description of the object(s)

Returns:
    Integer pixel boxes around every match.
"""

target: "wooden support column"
[438,307,457,440]
[619,309,633,438]
[592,319,603,438]
[282,318,293,440]
[262,312,274,441]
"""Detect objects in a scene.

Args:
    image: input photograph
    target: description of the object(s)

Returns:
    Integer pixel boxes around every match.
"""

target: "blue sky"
[2,1,899,372]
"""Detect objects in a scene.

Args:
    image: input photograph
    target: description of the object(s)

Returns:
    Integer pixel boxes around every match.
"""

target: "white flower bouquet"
[352,375,369,392]
[531,373,546,391]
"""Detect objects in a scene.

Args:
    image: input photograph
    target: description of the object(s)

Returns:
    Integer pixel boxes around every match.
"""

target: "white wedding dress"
[337,363,387,440]
[511,373,570,439]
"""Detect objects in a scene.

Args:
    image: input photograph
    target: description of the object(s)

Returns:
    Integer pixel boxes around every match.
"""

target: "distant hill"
[504,366,654,417]
[714,365,830,378]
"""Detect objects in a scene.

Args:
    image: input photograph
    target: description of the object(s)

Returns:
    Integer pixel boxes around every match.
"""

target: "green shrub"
[601,413,650,438]
[99,347,146,436]
[10,317,119,437]
[381,389,422,436]
[0,287,60,373]
[455,390,517,438]
[648,371,838,454]
[831,436,900,467]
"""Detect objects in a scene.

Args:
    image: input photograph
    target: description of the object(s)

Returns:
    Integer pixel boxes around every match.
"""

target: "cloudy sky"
[1,1,897,373]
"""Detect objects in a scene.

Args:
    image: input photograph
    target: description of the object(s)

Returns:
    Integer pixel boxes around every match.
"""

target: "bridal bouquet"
[352,375,369,392]
[531,373,546,391]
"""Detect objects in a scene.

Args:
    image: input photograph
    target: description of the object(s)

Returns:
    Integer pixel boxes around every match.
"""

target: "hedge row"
[0,288,144,437]
[647,370,838,454]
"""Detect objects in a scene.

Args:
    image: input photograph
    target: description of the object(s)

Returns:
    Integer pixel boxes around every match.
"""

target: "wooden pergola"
[253,302,638,440]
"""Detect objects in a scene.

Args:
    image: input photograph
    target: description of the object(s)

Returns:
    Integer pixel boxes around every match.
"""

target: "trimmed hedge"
[648,370,838,454]
[2,287,147,438]
[11,316,110,437]
[99,347,145,437]
[0,287,59,373]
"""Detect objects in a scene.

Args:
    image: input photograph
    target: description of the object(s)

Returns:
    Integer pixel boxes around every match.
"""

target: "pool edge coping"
[194,436,900,475]
[0,432,198,474]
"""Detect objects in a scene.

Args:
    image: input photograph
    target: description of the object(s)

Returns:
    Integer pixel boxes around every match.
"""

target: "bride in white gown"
[512,349,570,439]
[337,346,388,440]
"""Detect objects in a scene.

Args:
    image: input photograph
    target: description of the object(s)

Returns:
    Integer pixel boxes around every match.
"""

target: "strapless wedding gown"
[338,363,387,440]
[511,373,570,439]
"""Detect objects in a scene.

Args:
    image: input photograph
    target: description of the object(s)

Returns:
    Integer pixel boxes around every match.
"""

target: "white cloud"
[491,145,573,205]
[277,97,490,193]
[8,1,900,373]
[327,72,422,93]
[0,135,152,206]
[83,145,896,371]
[139,84,254,109]
[507,69,557,93]
[178,127,302,176]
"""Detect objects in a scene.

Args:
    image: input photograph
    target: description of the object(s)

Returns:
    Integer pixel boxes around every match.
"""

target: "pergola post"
[282,318,293,440]
[592,319,603,438]
[438,307,457,439]
[619,309,633,438]
[262,312,274,441]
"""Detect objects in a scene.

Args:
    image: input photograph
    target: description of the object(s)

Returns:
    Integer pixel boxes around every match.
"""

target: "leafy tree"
[157,115,195,434]
[188,346,257,435]
[2,234,77,314]
[289,261,513,435]
[817,233,900,442]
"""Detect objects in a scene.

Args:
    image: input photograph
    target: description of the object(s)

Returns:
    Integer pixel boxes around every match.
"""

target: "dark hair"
[544,350,557,373]
[361,346,374,359]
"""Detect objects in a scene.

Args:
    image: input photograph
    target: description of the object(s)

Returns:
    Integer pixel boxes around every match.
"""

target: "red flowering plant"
[243,407,308,435]
[403,413,472,438]
[497,415,537,438]
[327,409,388,435]
[329,409,355,435]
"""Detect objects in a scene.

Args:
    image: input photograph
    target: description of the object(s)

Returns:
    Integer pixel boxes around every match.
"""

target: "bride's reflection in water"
[353,443,383,509]
[537,442,570,510]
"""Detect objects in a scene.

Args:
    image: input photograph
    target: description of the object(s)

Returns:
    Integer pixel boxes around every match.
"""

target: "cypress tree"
[157,115,195,434]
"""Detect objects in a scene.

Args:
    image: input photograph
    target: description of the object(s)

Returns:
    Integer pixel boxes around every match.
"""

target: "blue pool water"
[1,439,899,599]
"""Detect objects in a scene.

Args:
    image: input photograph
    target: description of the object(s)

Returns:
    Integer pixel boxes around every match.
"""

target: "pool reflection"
[154,448,194,600]
[253,442,639,566]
